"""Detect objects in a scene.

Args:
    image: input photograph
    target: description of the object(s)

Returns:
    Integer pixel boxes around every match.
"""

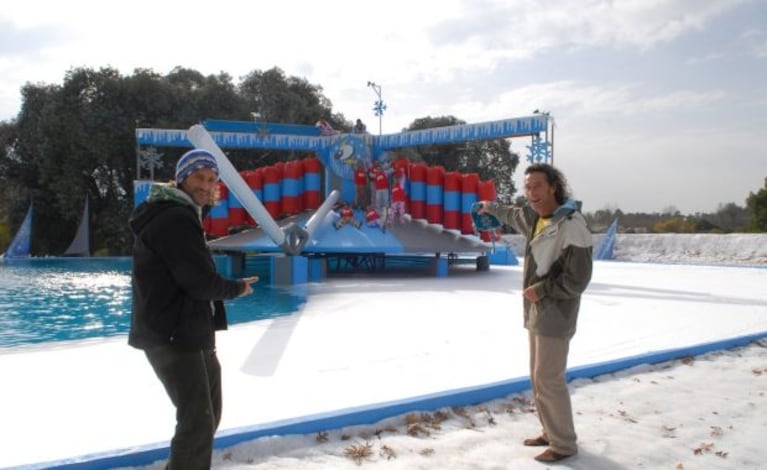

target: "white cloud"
[431,0,748,55]
[469,80,728,123]
[754,40,767,58]
[685,52,727,64]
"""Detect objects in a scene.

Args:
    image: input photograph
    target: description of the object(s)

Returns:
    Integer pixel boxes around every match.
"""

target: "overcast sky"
[1,0,765,214]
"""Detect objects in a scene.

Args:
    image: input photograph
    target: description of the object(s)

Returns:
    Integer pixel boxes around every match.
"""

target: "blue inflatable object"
[470,202,502,231]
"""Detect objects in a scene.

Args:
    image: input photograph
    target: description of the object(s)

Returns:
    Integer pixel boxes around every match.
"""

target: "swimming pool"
[0,257,306,349]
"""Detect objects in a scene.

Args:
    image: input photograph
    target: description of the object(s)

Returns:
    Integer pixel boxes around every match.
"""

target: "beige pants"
[529,332,578,455]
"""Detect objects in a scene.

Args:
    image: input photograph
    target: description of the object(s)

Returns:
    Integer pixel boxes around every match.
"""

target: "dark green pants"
[145,346,222,470]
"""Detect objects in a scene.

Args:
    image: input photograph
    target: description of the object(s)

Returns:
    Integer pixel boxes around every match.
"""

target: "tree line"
[0,66,519,255]
[584,194,767,234]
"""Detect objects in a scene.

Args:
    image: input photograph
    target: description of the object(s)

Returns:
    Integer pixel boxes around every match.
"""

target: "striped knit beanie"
[175,149,219,183]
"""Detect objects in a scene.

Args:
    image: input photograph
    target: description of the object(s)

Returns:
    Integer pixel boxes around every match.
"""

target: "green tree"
[239,67,337,126]
[4,82,62,253]
[2,65,344,254]
[404,116,520,203]
[2,65,532,253]
[13,67,134,254]
[701,202,749,232]
[164,67,249,125]
[0,120,19,250]
[652,216,696,233]
[236,67,341,166]
[587,207,622,232]
[2,65,261,254]
[746,178,767,232]
[0,120,20,213]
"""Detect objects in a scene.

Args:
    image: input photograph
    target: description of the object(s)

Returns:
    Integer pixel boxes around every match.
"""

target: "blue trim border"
[13,331,767,470]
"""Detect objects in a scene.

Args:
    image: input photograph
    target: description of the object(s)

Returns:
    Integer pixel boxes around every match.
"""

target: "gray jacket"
[484,200,593,338]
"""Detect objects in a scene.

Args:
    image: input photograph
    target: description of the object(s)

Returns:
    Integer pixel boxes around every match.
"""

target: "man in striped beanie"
[130,147,258,469]
[174,149,220,208]
[176,149,219,183]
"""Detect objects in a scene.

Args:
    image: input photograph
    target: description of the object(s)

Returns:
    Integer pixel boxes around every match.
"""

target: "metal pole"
[368,81,384,135]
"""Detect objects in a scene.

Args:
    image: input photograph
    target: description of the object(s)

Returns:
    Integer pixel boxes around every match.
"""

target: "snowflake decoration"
[139,147,164,170]
[373,100,387,117]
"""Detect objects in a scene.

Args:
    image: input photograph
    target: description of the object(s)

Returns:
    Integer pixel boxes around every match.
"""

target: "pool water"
[0,257,306,349]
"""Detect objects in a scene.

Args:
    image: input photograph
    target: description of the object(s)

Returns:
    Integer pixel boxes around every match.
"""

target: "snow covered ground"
[185,341,767,470]
[506,232,767,266]
[1,234,765,470]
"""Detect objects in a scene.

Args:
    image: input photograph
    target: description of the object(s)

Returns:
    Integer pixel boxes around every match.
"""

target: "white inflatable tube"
[186,125,286,247]
[304,189,340,236]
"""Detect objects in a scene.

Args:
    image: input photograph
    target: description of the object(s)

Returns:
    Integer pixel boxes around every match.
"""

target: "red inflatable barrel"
[443,171,461,231]
[226,171,247,227]
[426,165,444,224]
[303,156,322,210]
[409,163,427,220]
[281,160,303,216]
[244,169,263,226]
[262,165,281,218]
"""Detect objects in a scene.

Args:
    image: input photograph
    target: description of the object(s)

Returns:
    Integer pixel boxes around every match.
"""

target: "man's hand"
[523,286,540,303]
[475,201,488,214]
[238,276,260,297]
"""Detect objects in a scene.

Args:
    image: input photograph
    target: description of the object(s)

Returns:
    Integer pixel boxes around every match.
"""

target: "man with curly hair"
[478,163,592,463]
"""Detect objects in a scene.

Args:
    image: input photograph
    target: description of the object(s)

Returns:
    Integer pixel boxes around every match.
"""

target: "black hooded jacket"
[128,187,243,352]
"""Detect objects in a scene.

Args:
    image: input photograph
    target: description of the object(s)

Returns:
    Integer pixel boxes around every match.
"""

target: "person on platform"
[389,181,407,225]
[371,162,390,226]
[392,155,409,189]
[315,118,339,136]
[477,163,593,463]
[129,149,259,469]
[353,118,367,134]
[365,205,381,229]
[334,202,361,229]
[354,163,369,210]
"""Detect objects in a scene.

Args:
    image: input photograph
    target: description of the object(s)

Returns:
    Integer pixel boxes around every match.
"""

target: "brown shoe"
[534,448,573,463]
[523,436,549,447]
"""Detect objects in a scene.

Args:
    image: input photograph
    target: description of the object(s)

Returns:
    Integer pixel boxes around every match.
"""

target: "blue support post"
[271,255,309,285]
[308,257,327,282]
[433,255,448,277]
